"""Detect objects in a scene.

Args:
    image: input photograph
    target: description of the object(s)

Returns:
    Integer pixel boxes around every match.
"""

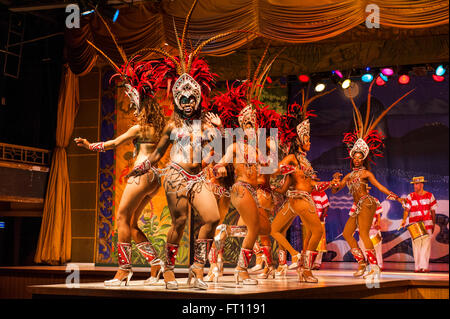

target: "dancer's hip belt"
[163,162,206,194]
[232,181,260,208]
[350,194,378,217]
[285,190,316,214]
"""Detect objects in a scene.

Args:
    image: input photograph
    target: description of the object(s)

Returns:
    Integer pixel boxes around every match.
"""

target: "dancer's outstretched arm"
[366,171,404,204]
[330,172,349,194]
[74,125,141,152]
[126,122,175,177]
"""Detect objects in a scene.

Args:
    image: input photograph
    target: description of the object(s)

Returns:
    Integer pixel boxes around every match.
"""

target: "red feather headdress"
[210,43,283,129]
[343,80,415,160]
[278,88,335,149]
[85,14,160,113]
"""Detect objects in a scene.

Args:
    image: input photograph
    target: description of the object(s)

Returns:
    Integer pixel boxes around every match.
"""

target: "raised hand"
[74,137,90,149]
[205,112,222,128]
[331,172,343,187]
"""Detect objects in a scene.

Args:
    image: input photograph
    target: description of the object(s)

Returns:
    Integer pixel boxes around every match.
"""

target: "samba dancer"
[269,87,335,283]
[331,82,414,280]
[76,20,166,286]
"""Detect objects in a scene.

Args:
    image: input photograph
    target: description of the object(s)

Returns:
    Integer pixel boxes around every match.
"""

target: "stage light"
[435,65,446,76]
[0,221,4,229]
[100,5,120,22]
[379,73,388,82]
[298,75,310,83]
[314,83,326,92]
[432,74,445,82]
[333,70,343,79]
[81,9,95,16]
[381,68,394,76]
[398,74,410,85]
[343,82,359,98]
[376,76,386,86]
[361,73,373,83]
[341,79,351,89]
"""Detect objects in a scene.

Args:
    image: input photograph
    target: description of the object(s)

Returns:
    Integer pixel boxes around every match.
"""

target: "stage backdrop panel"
[288,75,449,265]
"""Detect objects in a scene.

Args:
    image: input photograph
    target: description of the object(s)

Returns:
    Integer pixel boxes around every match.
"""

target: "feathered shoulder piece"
[343,80,414,160]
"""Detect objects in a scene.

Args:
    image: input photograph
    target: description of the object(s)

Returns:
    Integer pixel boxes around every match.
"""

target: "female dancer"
[330,82,413,279]
[75,97,165,286]
[79,20,167,286]
[214,102,261,285]
[270,89,334,283]
[251,107,281,279]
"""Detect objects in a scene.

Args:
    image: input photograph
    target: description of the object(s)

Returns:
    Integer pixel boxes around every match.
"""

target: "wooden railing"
[0,143,50,166]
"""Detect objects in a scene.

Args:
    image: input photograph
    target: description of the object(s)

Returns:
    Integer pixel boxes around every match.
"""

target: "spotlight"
[361,73,373,83]
[376,76,386,86]
[398,74,410,85]
[343,82,359,98]
[381,67,394,76]
[333,70,343,79]
[100,5,119,22]
[81,9,95,16]
[314,82,326,92]
[397,69,410,85]
[341,79,351,89]
[435,65,446,76]
[379,73,388,82]
[298,75,310,83]
[432,74,445,82]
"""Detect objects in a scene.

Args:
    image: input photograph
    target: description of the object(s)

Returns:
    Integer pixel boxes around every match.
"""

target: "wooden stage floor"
[27,268,448,299]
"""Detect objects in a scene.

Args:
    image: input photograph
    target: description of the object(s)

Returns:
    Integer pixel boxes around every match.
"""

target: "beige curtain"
[34,61,95,265]
[66,0,448,71]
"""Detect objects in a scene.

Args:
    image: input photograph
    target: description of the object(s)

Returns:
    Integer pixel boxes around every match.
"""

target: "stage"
[20,266,449,300]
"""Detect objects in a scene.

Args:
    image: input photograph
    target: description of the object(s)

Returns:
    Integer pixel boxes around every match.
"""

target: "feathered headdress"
[127,0,263,117]
[86,14,158,115]
[343,80,415,160]
[211,44,283,129]
[278,87,335,150]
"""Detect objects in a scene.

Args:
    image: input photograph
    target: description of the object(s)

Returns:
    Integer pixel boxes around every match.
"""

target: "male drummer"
[401,176,437,273]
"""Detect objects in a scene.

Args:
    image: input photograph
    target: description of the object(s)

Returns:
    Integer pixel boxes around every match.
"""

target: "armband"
[89,142,105,152]
[280,164,296,175]
[386,192,399,201]
[314,181,331,192]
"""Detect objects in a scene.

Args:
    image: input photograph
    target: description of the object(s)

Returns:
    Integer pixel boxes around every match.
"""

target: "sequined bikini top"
[295,152,316,179]
[347,167,368,195]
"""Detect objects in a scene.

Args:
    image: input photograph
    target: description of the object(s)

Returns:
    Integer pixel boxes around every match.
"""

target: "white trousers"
[411,235,431,270]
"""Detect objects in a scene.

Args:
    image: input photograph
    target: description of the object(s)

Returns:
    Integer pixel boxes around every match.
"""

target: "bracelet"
[280,164,296,175]
[89,142,105,152]
[386,192,399,201]
[314,181,331,192]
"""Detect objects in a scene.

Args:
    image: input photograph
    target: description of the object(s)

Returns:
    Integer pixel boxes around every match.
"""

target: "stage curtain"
[34,62,94,265]
[65,0,448,71]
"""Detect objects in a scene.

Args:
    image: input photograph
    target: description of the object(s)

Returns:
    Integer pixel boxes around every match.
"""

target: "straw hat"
[410,176,427,184]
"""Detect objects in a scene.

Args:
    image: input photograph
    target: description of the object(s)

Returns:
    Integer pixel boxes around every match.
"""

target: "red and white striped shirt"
[405,191,437,232]
[349,198,382,230]
[311,191,329,219]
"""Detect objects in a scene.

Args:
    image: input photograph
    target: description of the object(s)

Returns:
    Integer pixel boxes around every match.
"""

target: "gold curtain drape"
[34,61,96,265]
[66,0,449,72]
